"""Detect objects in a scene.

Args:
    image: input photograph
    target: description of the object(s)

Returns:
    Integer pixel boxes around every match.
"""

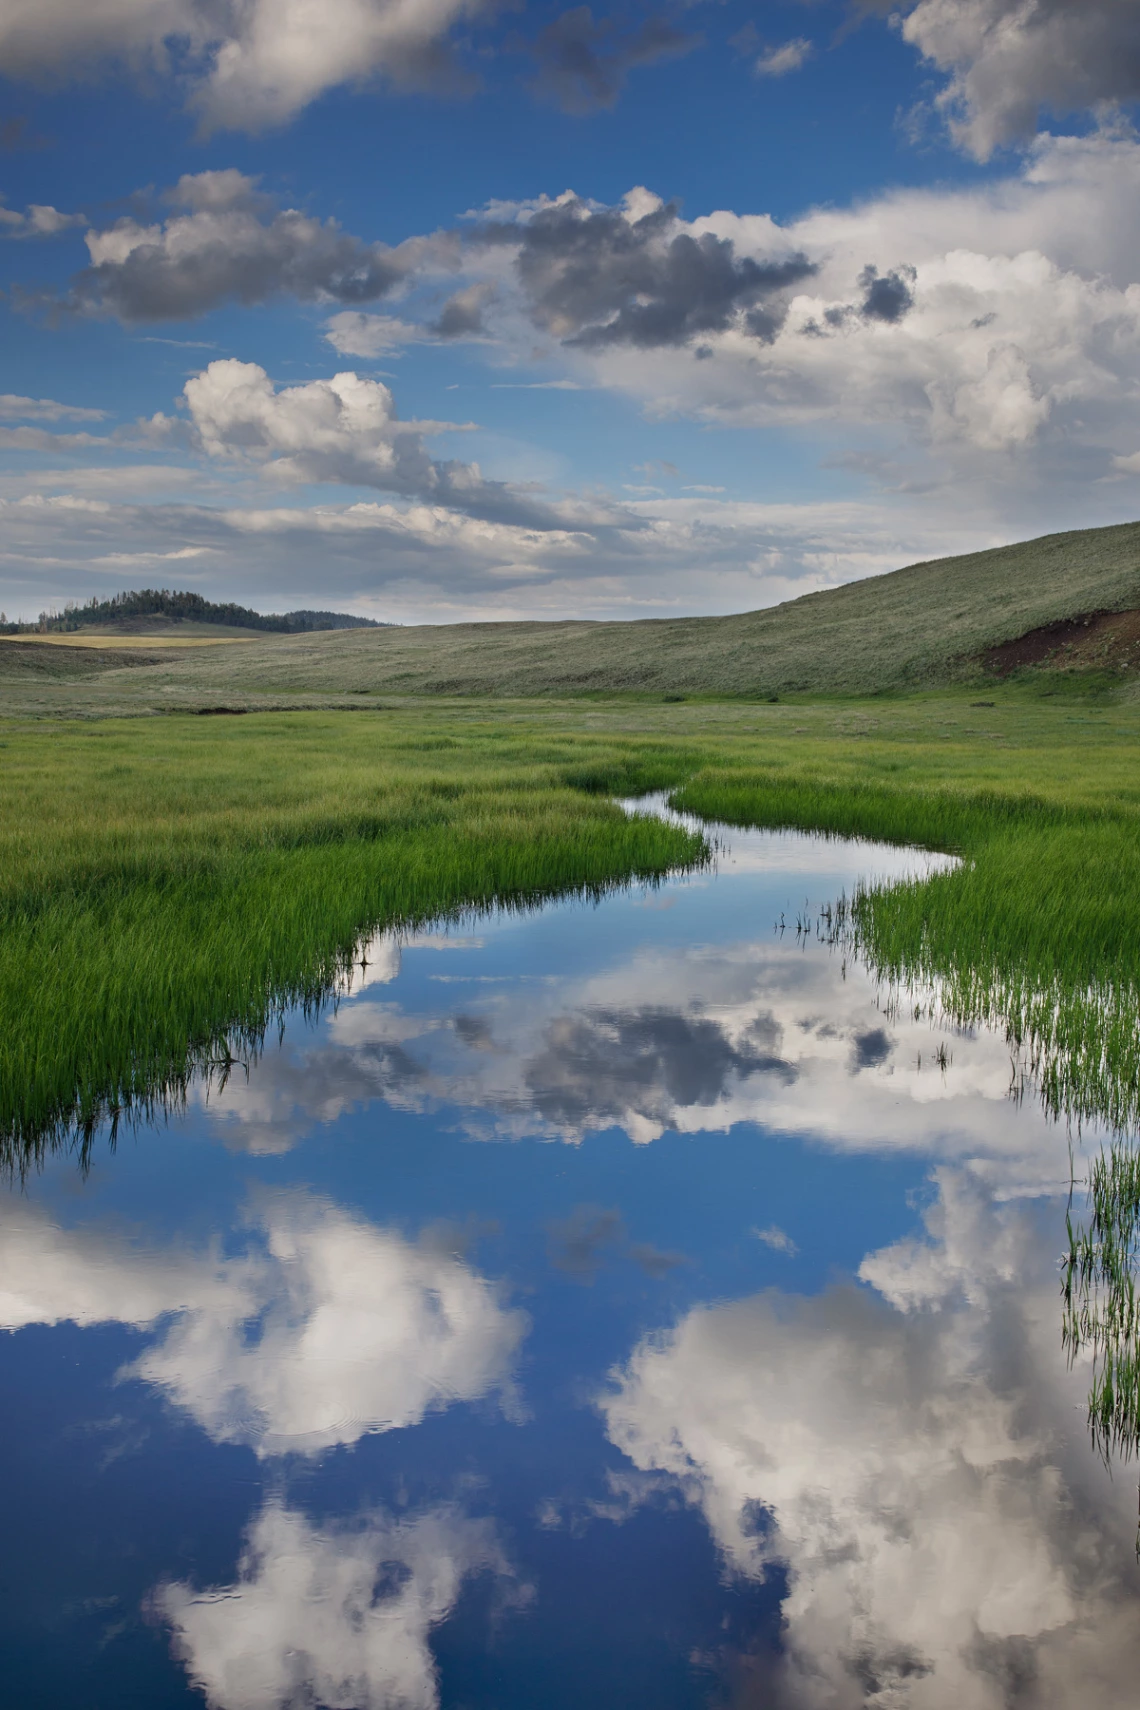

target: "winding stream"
[1,811,1135,1709]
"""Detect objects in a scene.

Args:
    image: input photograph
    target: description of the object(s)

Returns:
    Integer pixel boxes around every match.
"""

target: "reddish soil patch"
[983,608,1140,677]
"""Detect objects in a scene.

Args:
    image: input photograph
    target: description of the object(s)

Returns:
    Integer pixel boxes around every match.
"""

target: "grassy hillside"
[3,519,1139,711]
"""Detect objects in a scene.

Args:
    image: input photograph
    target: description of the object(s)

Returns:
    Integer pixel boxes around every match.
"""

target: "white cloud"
[601,1168,1140,1706]
[12,135,1140,618]
[171,358,589,531]
[0,425,111,451]
[0,1191,526,1455]
[180,359,447,493]
[0,200,86,238]
[0,0,497,132]
[898,0,1140,161]
[0,479,1091,626]
[753,1224,797,1255]
[0,394,106,423]
[325,311,427,357]
[754,37,812,79]
[157,1499,515,1710]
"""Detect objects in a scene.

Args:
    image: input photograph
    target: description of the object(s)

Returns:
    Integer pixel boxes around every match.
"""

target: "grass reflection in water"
[1064,1143,1140,1481]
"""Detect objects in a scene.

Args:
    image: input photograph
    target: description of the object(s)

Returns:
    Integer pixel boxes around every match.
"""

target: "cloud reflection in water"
[157,1499,521,1710]
[0,1191,527,1456]
[602,1168,1140,1708]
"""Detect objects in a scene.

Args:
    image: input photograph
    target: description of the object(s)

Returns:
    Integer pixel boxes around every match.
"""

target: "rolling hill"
[4,519,1140,708]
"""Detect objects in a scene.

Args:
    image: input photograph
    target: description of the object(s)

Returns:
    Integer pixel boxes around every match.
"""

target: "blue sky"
[1,1,1140,621]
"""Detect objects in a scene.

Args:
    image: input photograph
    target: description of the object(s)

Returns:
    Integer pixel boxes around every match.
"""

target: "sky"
[1,1,1140,623]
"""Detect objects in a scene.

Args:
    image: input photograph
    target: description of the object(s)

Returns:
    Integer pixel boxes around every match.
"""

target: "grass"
[5,519,1140,707]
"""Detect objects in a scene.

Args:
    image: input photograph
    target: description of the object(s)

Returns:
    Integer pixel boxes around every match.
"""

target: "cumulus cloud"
[446,136,1140,466]
[896,0,1140,161]
[157,1499,515,1710]
[0,0,499,132]
[54,170,440,323]
[601,1168,1140,1706]
[44,137,1140,478]
[180,359,445,492]
[170,357,588,529]
[471,188,816,349]
[0,1191,526,1455]
[528,7,697,114]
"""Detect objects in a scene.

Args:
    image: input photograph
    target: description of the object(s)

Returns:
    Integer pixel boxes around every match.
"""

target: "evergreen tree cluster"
[1,589,388,635]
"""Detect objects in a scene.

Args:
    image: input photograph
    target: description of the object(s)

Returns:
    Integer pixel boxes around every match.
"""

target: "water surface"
[2,815,1137,1709]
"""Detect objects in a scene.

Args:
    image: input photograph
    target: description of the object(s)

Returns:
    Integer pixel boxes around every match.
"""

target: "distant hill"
[0,589,389,637]
[97,518,1140,702]
[4,522,1139,704]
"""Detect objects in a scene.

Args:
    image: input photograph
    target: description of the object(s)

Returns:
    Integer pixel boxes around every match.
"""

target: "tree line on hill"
[0,589,389,635]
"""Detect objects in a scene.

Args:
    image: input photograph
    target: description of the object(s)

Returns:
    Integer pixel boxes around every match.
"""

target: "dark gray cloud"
[859,263,916,323]
[46,172,443,325]
[525,1006,794,1130]
[473,194,816,349]
[529,7,698,115]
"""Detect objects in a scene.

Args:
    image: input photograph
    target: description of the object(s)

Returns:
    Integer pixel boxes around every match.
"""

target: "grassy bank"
[0,712,706,1168]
